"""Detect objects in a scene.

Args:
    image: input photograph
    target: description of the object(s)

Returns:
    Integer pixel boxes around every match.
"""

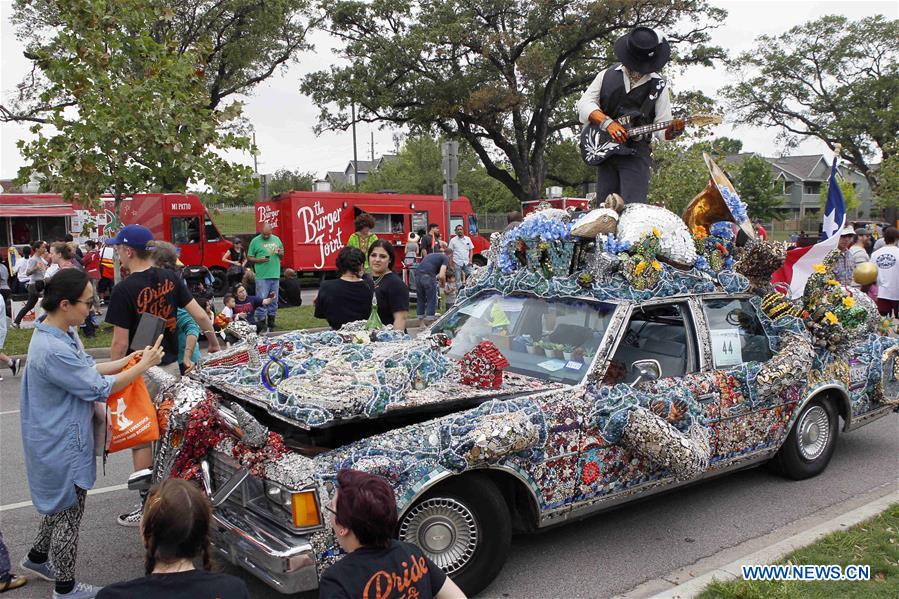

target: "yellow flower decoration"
[693,225,708,238]
[842,296,855,308]
[813,264,827,274]
[824,311,839,325]
[826,279,839,286]
[635,261,647,276]
[651,227,661,238]
[651,260,662,271]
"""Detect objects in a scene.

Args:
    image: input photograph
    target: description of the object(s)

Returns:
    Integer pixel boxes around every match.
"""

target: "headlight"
[264,481,322,529]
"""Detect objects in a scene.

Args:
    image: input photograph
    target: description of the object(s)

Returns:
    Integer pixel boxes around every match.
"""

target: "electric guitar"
[580,113,722,166]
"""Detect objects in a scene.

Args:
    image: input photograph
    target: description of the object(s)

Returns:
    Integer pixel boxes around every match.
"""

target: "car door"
[697,296,795,461]
[573,299,721,504]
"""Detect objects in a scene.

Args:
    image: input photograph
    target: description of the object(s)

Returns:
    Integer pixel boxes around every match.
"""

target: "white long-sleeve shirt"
[575,64,672,141]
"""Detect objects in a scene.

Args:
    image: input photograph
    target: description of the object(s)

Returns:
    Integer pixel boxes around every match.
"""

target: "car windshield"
[431,292,617,384]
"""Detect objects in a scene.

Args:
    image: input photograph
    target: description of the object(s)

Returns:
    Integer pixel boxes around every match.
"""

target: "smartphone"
[130,312,166,352]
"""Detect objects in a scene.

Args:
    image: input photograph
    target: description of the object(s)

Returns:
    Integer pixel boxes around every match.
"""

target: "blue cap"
[105,224,153,250]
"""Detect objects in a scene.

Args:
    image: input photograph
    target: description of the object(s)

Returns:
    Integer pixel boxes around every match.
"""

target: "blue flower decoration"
[718,186,749,224]
[710,222,735,240]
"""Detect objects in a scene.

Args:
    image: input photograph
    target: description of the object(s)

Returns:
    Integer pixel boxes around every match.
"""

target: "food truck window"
[449,216,464,234]
[411,212,428,235]
[468,214,479,236]
[204,216,222,242]
[171,216,201,244]
[371,213,403,234]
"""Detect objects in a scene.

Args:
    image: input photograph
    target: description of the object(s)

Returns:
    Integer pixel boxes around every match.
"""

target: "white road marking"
[0,483,129,512]
[0,410,21,416]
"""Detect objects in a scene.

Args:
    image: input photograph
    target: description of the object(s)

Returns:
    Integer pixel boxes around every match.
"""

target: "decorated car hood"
[197,327,563,429]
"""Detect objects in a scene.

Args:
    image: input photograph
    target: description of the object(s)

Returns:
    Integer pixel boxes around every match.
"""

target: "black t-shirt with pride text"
[318,540,447,599]
[105,267,193,364]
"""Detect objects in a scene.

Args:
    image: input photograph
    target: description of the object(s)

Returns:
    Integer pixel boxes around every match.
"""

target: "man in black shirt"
[104,225,221,527]
[314,247,373,330]
[319,469,463,599]
[420,223,440,256]
[279,268,304,307]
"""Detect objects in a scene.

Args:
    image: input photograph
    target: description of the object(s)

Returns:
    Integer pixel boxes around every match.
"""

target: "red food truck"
[1,192,233,290]
[521,196,590,215]
[254,191,490,275]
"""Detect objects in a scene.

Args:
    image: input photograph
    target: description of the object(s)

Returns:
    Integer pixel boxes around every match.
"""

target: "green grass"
[2,305,423,356]
[210,209,256,235]
[698,503,899,599]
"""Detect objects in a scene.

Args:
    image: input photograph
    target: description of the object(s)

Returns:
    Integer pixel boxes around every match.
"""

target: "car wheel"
[772,397,838,480]
[398,476,511,596]
[210,267,227,296]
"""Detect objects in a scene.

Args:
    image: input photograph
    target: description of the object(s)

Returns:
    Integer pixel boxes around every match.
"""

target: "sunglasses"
[323,504,337,517]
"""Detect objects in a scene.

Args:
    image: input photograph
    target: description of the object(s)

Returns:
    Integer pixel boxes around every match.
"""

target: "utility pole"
[351,102,359,191]
[370,130,375,162]
[252,131,258,173]
[442,141,459,236]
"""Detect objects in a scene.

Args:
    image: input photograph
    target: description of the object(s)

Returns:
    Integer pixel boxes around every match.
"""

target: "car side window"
[609,302,696,384]
[702,298,773,368]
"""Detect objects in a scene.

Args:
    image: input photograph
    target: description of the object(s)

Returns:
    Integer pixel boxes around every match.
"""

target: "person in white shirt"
[447,225,474,284]
[12,246,32,292]
[872,227,899,317]
[575,27,684,204]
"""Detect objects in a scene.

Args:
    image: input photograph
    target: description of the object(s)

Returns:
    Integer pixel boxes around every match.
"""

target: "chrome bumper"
[211,504,319,594]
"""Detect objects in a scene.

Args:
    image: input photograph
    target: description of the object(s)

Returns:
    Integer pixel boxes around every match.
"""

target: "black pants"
[14,283,41,325]
[595,151,651,204]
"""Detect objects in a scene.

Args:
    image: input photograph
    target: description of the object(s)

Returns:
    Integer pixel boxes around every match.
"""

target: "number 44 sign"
[709,329,743,367]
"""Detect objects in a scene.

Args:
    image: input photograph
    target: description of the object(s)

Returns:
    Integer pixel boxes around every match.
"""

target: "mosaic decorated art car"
[144,158,899,596]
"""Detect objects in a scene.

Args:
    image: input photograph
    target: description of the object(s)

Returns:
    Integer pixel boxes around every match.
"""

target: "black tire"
[398,475,511,596]
[771,397,838,480]
[210,267,228,296]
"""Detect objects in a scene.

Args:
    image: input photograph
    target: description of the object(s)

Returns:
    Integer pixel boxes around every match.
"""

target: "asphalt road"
[1,370,897,598]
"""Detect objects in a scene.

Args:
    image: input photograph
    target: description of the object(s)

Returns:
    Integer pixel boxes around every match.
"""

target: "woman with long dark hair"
[314,246,373,330]
[19,269,163,599]
[96,479,249,598]
[367,240,409,331]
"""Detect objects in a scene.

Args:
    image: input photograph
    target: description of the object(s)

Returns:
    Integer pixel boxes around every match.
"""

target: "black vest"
[599,65,665,129]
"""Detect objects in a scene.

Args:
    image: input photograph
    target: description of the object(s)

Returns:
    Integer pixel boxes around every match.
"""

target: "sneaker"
[9,357,21,376]
[116,505,142,527]
[19,557,55,581]
[10,322,19,329]
[52,582,103,598]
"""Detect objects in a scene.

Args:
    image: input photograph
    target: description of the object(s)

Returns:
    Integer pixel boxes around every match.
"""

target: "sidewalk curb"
[631,488,899,599]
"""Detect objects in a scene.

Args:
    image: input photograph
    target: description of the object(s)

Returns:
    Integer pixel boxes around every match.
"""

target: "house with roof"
[325,154,399,188]
[724,153,877,219]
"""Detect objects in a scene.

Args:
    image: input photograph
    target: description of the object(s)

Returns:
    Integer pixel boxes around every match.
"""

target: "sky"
[0,0,895,183]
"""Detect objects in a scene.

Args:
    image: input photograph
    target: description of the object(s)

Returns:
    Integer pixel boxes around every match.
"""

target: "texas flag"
[771,156,846,298]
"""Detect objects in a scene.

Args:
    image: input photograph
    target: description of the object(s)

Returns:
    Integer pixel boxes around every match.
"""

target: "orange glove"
[665,118,685,140]
[588,109,608,126]
[606,120,629,143]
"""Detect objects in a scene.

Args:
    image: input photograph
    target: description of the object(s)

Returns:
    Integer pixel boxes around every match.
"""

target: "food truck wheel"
[398,475,510,595]
[210,267,228,295]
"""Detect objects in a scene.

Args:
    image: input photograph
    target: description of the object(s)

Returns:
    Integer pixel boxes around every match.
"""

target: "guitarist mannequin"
[576,27,684,203]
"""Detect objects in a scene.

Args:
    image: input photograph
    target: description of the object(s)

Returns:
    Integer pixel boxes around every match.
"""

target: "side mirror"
[630,359,661,387]
[127,468,153,492]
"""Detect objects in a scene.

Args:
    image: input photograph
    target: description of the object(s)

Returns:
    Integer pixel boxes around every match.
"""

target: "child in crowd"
[215,294,237,347]
[442,272,457,312]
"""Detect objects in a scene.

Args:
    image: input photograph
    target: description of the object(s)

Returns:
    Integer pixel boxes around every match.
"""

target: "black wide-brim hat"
[614,26,671,73]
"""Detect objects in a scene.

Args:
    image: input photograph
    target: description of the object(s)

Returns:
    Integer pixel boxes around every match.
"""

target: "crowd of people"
[833,225,899,320]
[0,217,470,598]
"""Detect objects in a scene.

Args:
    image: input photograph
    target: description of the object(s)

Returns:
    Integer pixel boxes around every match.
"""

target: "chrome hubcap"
[399,497,478,574]
[797,405,830,460]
